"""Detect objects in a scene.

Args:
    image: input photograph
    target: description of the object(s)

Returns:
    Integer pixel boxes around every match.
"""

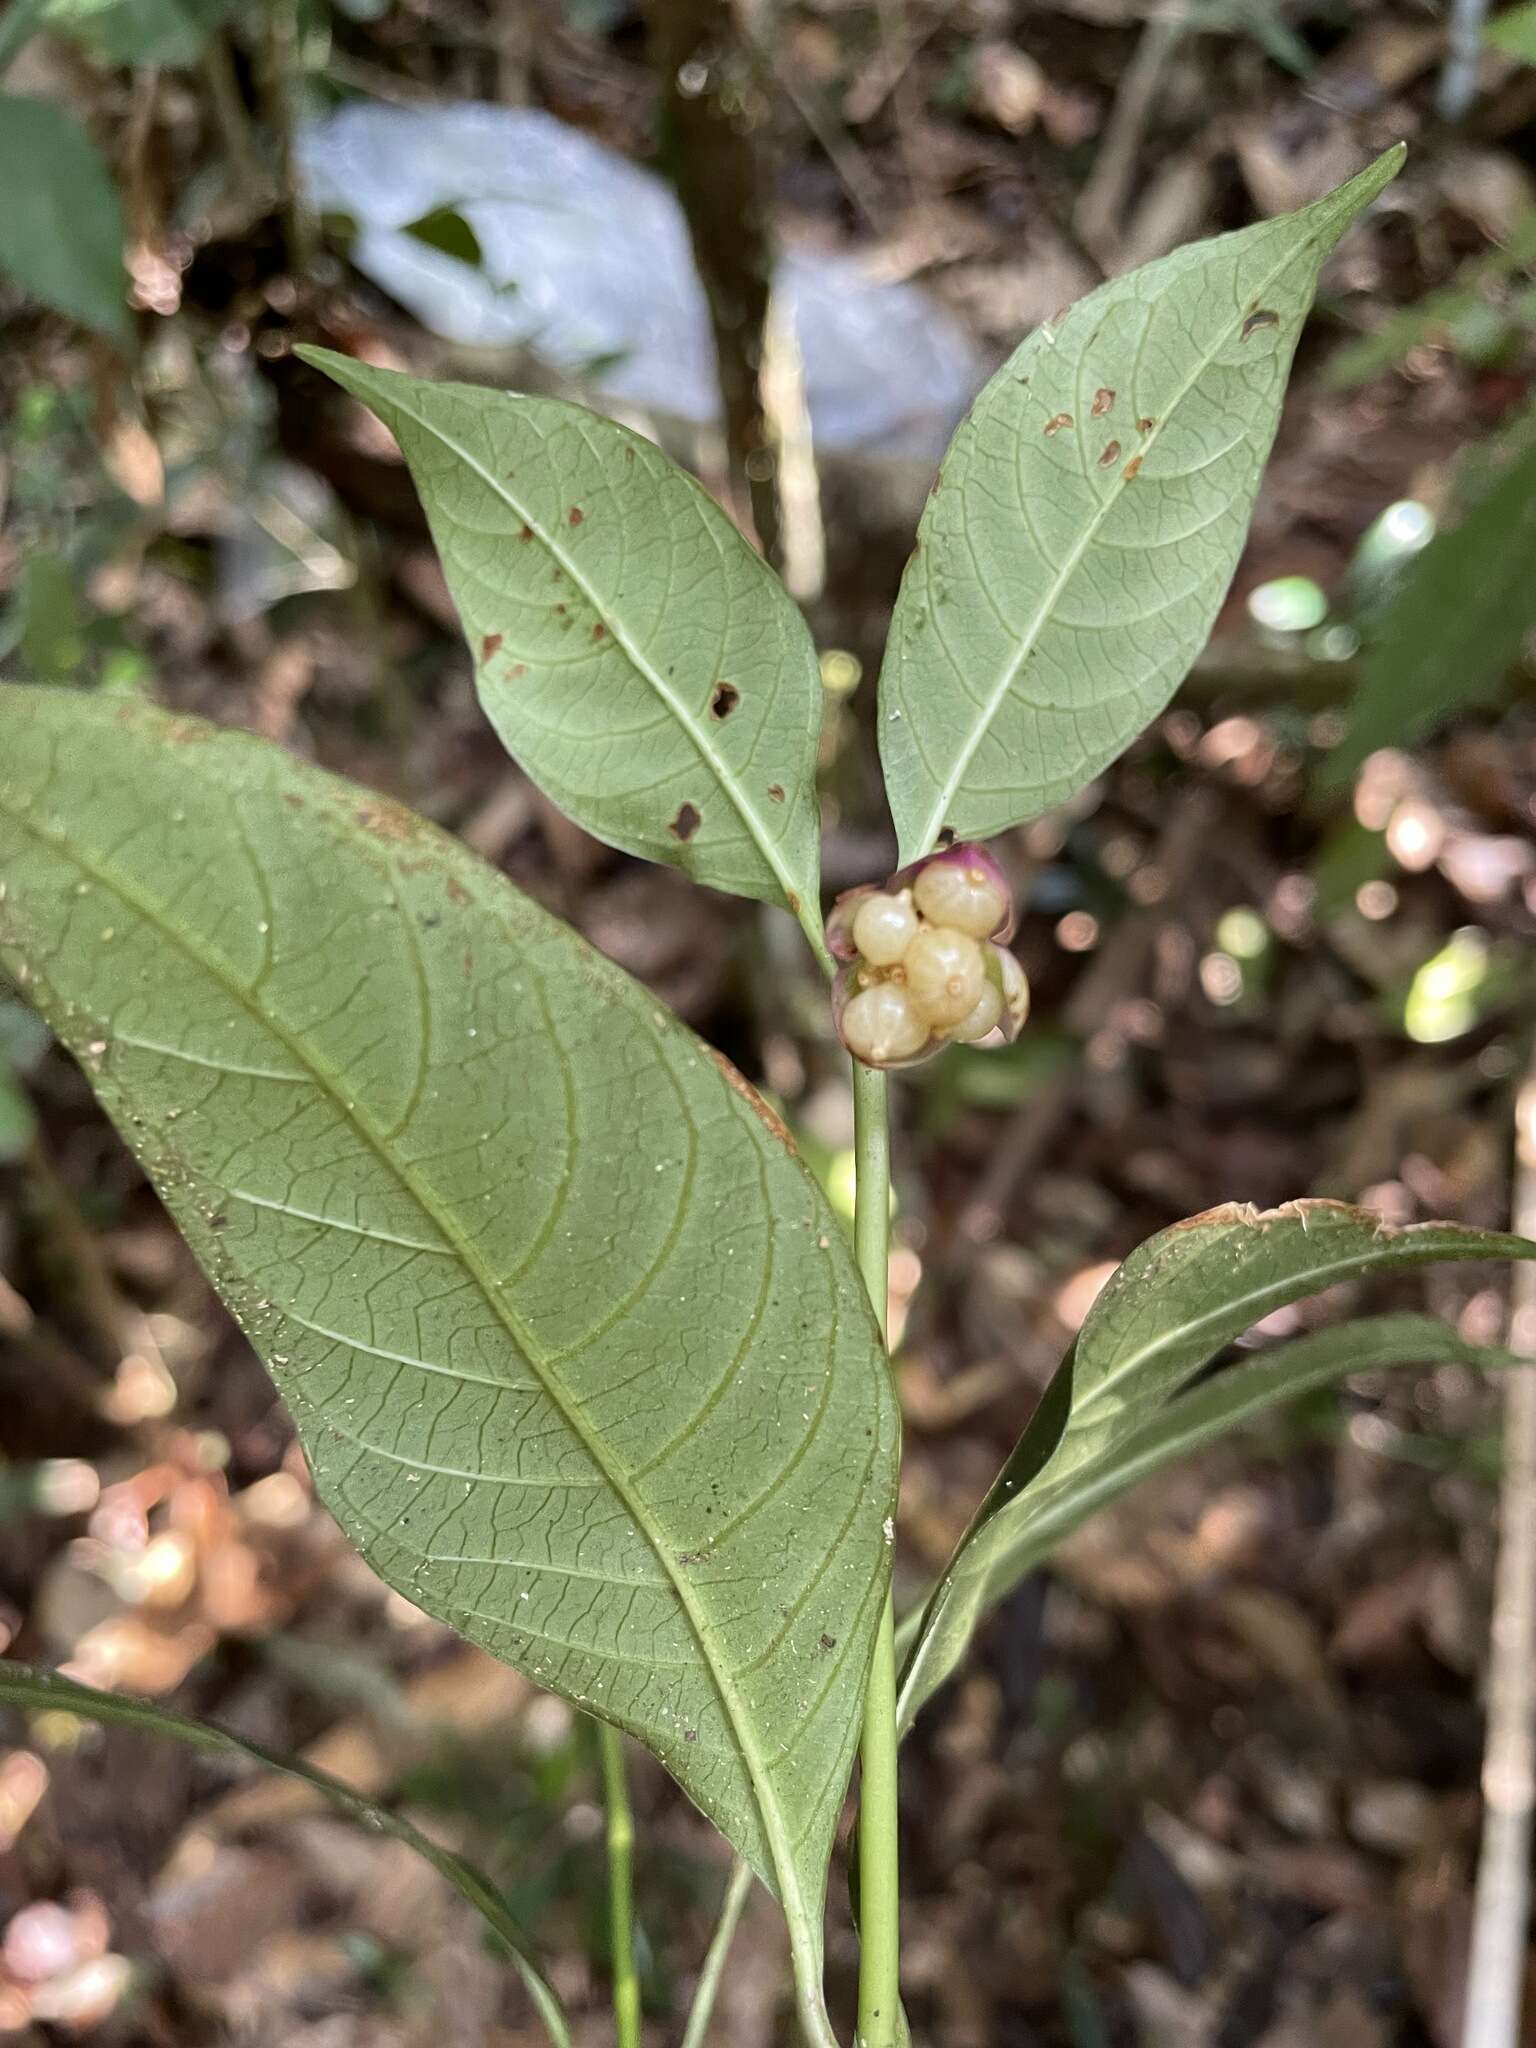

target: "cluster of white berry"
[830,846,1028,1069]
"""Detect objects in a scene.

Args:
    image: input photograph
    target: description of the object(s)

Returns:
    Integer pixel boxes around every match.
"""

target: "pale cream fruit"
[953,979,1003,1043]
[912,859,1009,939]
[851,890,920,968]
[997,947,1030,1033]
[842,983,929,1064]
[903,925,987,1029]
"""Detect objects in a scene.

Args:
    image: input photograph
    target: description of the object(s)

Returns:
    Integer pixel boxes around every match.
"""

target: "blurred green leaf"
[0,95,127,340]
[0,1660,571,2046]
[1316,421,1536,796]
[402,206,484,268]
[1488,2,1536,62]
[28,0,236,65]
[1326,211,1536,389]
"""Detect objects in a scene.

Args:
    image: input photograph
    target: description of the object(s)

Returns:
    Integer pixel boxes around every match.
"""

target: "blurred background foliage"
[3,2,1536,2044]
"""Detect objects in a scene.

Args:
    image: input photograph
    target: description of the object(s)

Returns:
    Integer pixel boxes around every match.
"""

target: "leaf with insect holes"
[0,1662,571,2048]
[0,687,895,2048]
[878,148,1404,864]
[0,95,128,342]
[296,348,824,928]
[895,1200,1535,1734]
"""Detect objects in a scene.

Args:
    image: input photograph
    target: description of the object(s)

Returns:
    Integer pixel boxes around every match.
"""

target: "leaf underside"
[896,1198,1535,1733]
[878,147,1404,863]
[297,348,824,920]
[0,688,896,1998]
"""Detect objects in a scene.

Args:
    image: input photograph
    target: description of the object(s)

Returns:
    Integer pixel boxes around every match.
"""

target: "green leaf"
[402,207,485,268]
[7,0,237,66]
[0,686,896,2048]
[295,348,826,941]
[1315,421,1536,795]
[1488,2,1536,63]
[966,1311,1520,1572]
[896,1199,1535,1734]
[0,1659,571,2047]
[877,147,1404,863]
[0,95,128,341]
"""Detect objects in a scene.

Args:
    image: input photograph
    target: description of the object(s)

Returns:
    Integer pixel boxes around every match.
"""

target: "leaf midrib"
[904,216,1339,857]
[0,780,818,1936]
[370,379,812,917]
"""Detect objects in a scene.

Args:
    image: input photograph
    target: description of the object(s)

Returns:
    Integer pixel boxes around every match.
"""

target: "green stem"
[597,1722,642,2048]
[852,1061,900,2048]
[680,1859,755,2048]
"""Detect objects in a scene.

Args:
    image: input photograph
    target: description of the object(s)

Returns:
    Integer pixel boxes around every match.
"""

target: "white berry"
[902,926,987,1029]
[953,979,1003,1043]
[913,860,1009,939]
[997,947,1030,1032]
[842,983,929,1064]
[851,890,919,968]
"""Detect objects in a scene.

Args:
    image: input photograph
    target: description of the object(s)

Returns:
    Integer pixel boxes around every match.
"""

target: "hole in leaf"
[710,682,740,720]
[1242,309,1280,339]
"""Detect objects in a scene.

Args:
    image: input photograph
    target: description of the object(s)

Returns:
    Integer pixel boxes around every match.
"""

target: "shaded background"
[3,0,1536,2041]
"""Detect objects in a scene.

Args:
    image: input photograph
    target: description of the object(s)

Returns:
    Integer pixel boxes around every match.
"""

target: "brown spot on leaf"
[480,632,502,660]
[282,793,305,810]
[767,783,785,803]
[1123,454,1143,481]
[568,506,583,525]
[786,892,800,915]
[1044,412,1072,436]
[670,802,701,841]
[592,622,606,641]
[355,800,418,843]
[704,1045,797,1153]
[510,661,527,676]
[554,603,567,615]
[1241,308,1280,340]
[819,1633,837,1653]
[710,681,739,719]
[1092,387,1115,416]
[1138,417,1155,433]
[1098,440,1122,468]
[446,876,470,905]
[518,524,533,541]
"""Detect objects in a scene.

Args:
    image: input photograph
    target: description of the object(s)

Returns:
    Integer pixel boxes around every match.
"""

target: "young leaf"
[896,1199,1535,1734]
[1314,421,1536,796]
[0,687,896,2048]
[296,348,825,938]
[877,147,1404,863]
[0,95,128,342]
[0,1661,571,2048]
